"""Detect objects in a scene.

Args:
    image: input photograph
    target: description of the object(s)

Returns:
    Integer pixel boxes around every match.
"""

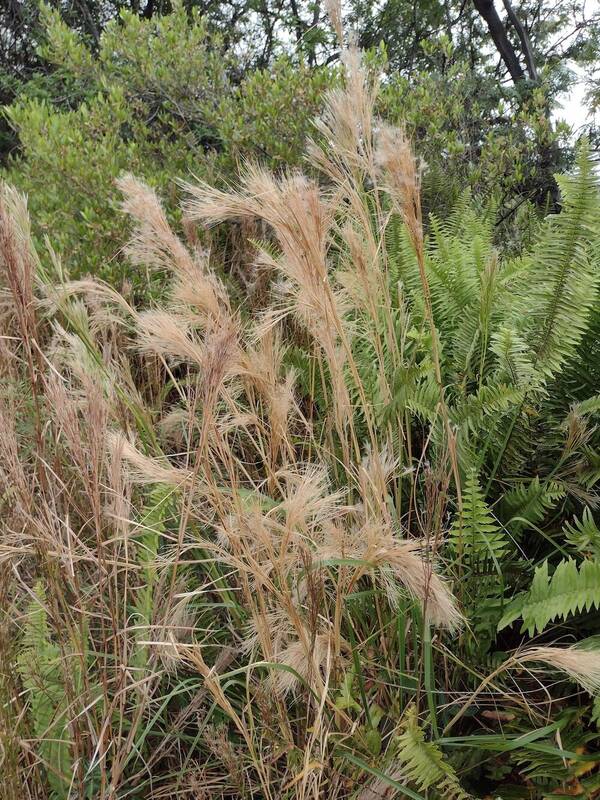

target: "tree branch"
[502,0,538,81]
[472,0,525,83]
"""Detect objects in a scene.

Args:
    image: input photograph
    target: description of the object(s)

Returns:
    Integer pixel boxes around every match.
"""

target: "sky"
[555,69,596,133]
[545,0,599,133]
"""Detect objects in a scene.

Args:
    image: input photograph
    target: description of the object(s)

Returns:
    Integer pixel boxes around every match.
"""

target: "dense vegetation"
[2,2,600,799]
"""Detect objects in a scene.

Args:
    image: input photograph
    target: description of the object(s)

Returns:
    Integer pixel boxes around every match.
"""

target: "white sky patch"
[545,0,599,133]
[554,64,597,133]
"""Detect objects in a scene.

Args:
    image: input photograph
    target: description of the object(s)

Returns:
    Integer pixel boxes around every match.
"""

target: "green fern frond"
[17,581,74,796]
[490,325,537,390]
[499,477,565,535]
[428,233,479,330]
[565,508,600,558]
[519,145,600,380]
[572,394,600,418]
[450,469,507,566]
[429,187,477,240]
[463,576,508,656]
[499,558,600,635]
[395,706,470,800]
[419,201,505,388]
[405,373,439,422]
[384,212,424,316]
[452,382,523,435]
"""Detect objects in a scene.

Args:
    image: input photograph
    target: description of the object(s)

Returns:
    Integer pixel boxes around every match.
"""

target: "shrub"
[377,38,570,215]
[3,6,572,297]
[3,3,333,286]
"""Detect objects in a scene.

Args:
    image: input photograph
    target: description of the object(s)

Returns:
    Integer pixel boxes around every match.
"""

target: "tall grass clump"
[2,16,600,800]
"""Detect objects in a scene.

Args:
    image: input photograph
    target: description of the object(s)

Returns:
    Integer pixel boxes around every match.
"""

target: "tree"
[473,0,530,83]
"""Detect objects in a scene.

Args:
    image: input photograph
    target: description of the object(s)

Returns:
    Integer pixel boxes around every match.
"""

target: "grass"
[2,32,600,800]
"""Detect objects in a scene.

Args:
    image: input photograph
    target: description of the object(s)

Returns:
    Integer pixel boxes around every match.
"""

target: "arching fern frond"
[449,469,507,567]
[499,477,565,536]
[565,508,600,558]
[499,558,600,635]
[518,145,600,380]
[572,395,600,419]
[452,382,523,435]
[17,582,74,796]
[384,211,424,317]
[490,325,537,390]
[394,706,470,800]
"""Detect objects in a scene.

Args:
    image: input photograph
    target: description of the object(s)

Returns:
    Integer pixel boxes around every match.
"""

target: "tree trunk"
[502,0,538,81]
[472,0,525,83]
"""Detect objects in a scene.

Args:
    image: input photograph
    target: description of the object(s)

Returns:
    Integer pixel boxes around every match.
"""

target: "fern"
[452,383,523,435]
[517,145,600,381]
[499,477,565,536]
[133,483,174,668]
[490,325,537,390]
[17,582,74,797]
[480,147,600,490]
[450,470,507,566]
[395,706,470,800]
[426,205,497,380]
[384,212,424,318]
[572,394,600,419]
[405,372,439,422]
[499,558,600,635]
[565,508,600,558]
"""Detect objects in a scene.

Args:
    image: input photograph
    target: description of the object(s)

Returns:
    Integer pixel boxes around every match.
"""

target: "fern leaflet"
[499,558,600,635]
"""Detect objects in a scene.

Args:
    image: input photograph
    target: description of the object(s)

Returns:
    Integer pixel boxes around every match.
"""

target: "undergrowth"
[1,27,600,800]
